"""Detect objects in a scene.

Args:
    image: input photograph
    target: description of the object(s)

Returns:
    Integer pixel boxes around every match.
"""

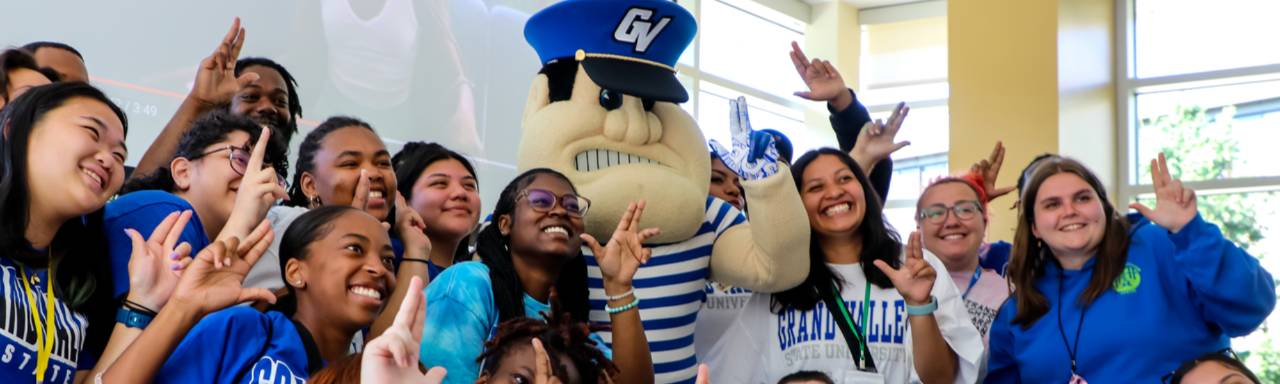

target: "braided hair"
[478,296,617,383]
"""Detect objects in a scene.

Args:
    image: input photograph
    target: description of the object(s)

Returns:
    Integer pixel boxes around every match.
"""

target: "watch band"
[905,296,939,316]
[117,306,155,329]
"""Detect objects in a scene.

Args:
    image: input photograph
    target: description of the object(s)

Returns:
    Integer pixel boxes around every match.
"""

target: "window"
[858,6,949,233]
[1119,0,1280,376]
[677,0,813,156]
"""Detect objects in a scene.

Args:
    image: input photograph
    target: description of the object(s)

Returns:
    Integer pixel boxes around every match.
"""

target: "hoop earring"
[310,195,323,208]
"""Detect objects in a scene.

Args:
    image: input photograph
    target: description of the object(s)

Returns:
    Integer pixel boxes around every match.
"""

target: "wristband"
[123,299,158,317]
[605,297,640,314]
[605,287,635,301]
[117,306,155,329]
[400,258,431,267]
[905,296,938,316]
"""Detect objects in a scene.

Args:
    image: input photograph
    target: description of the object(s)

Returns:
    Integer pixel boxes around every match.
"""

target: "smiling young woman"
[987,155,1276,383]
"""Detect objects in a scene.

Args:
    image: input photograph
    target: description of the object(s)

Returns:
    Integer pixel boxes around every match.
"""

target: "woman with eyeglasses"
[915,175,1009,347]
[106,110,288,304]
[705,149,983,384]
[421,168,656,384]
[985,155,1275,383]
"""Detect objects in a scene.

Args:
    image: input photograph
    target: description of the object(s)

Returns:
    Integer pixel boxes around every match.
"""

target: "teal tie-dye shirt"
[420,261,609,384]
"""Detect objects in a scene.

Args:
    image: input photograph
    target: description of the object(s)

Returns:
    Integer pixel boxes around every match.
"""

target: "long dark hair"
[476,168,590,322]
[392,141,479,264]
[1009,157,1130,327]
[122,110,288,194]
[1,48,45,104]
[235,57,302,140]
[771,148,902,312]
[274,205,363,316]
[0,82,127,355]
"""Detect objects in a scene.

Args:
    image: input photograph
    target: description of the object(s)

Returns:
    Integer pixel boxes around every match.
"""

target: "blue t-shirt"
[986,214,1276,383]
[105,190,210,298]
[420,262,609,384]
[156,307,313,384]
[0,256,93,384]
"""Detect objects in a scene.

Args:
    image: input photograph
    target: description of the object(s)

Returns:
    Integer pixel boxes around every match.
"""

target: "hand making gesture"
[580,201,661,295]
[124,210,196,312]
[1129,153,1198,233]
[873,232,936,306]
[190,17,259,107]
[361,276,448,384]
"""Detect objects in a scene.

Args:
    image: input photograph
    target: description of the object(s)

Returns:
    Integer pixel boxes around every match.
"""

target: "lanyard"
[961,265,982,299]
[1056,267,1089,380]
[831,282,873,371]
[17,260,56,384]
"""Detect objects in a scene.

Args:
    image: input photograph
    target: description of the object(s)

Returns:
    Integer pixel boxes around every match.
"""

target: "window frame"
[1114,0,1280,205]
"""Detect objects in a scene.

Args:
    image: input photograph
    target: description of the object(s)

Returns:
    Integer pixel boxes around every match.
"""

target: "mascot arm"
[708,164,810,293]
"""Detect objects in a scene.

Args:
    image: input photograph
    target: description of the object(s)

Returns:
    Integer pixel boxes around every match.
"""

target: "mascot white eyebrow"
[521,0,809,382]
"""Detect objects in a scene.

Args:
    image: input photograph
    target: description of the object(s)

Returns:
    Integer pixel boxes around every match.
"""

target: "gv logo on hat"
[614,7,671,53]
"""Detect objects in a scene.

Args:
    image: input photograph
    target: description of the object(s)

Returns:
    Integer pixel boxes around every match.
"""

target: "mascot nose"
[603,94,663,145]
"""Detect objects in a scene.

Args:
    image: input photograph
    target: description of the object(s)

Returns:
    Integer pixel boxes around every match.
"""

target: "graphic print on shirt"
[963,299,998,339]
[702,283,751,311]
[774,298,909,370]
[1,263,88,384]
[1113,262,1142,294]
[248,355,306,384]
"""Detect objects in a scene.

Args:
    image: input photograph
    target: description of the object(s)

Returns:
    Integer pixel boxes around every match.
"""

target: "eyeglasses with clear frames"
[916,200,984,224]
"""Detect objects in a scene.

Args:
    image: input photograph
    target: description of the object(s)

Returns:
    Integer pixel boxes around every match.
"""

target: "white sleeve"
[917,249,985,384]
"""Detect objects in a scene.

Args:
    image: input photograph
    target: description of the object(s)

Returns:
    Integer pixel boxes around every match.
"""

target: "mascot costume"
[521,0,810,382]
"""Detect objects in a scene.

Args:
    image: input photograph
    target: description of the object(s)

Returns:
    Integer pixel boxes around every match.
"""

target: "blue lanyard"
[961,265,982,299]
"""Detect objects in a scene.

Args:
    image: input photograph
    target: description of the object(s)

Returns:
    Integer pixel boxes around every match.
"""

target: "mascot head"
[520,0,708,243]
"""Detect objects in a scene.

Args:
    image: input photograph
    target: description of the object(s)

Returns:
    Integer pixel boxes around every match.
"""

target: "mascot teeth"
[574,149,659,171]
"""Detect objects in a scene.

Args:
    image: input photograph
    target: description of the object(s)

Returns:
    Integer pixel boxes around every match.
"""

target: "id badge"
[841,369,885,384]
[1068,373,1089,384]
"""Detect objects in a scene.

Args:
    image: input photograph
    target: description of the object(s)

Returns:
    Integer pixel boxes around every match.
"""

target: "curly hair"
[477,298,618,383]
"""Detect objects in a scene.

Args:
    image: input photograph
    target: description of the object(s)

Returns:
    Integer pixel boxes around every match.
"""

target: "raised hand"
[708,97,781,180]
[190,17,259,107]
[393,191,432,258]
[531,338,564,384]
[350,169,372,210]
[169,219,277,316]
[1129,152,1198,233]
[580,201,661,292]
[872,232,935,306]
[361,276,448,384]
[969,141,1016,201]
[124,210,195,312]
[789,41,850,107]
[850,102,910,172]
[222,127,286,240]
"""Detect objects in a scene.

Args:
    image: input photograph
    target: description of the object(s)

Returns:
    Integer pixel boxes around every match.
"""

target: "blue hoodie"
[987,214,1275,383]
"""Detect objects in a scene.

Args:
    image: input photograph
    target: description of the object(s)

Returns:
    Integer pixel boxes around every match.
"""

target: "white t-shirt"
[693,282,752,360]
[703,250,984,384]
[244,205,309,291]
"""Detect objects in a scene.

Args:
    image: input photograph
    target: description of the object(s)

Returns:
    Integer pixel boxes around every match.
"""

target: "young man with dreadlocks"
[133,18,303,180]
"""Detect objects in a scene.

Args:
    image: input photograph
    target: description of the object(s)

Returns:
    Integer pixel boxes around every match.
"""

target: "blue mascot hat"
[525,0,696,103]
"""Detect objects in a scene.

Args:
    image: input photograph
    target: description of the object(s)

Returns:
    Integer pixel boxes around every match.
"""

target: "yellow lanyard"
[17,261,56,384]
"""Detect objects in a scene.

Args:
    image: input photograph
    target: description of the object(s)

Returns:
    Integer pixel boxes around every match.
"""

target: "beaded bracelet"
[605,297,640,314]
[605,287,635,301]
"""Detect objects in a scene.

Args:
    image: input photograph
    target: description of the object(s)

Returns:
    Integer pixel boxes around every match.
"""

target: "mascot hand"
[708,97,780,181]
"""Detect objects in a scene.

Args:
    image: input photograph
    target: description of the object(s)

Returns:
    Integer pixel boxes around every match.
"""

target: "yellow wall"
[803,1,860,144]
[948,0,1062,241]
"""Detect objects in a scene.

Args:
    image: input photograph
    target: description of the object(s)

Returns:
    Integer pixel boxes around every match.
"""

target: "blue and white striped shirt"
[585,196,745,383]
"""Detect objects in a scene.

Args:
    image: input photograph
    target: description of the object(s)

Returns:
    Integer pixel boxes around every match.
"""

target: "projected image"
[2,0,555,211]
